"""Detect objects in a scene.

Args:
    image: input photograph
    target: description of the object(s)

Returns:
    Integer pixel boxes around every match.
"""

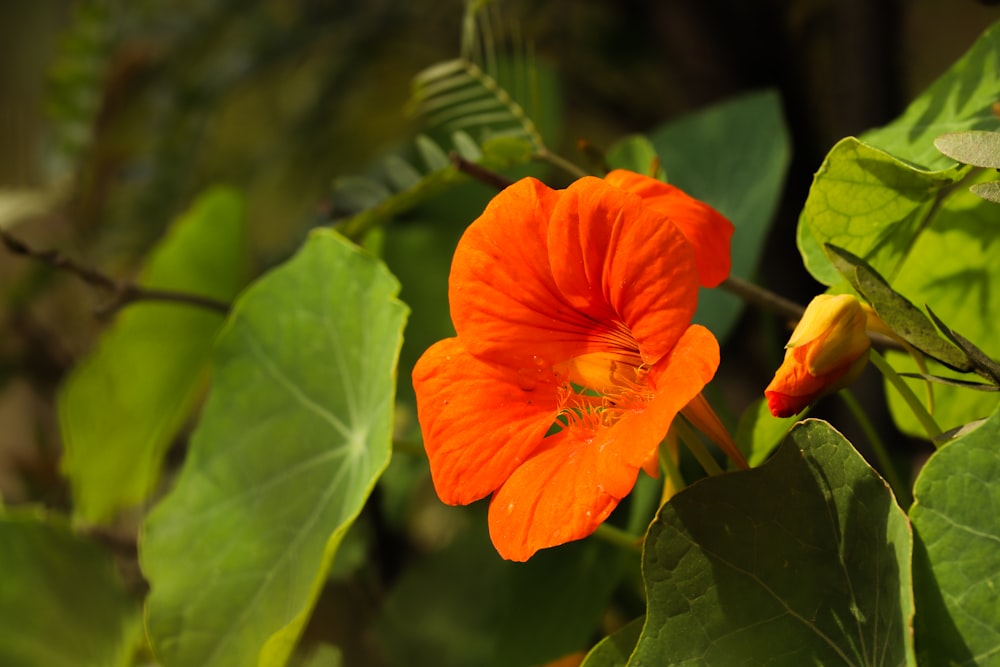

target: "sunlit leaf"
[883,183,1000,437]
[824,244,971,372]
[0,509,140,667]
[734,397,801,467]
[935,131,1000,168]
[969,180,1000,203]
[142,230,408,667]
[59,187,245,524]
[910,404,1000,665]
[862,23,1000,171]
[797,138,965,287]
[650,89,791,342]
[632,419,915,666]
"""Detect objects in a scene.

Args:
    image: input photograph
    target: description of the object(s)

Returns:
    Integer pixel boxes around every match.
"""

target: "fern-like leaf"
[408,1,547,152]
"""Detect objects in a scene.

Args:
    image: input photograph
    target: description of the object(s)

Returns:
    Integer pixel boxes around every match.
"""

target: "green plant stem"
[593,523,643,554]
[659,438,686,497]
[674,418,725,476]
[869,349,943,443]
[838,389,913,509]
[536,148,590,179]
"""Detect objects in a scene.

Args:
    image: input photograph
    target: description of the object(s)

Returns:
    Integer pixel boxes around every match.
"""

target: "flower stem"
[593,523,643,554]
[838,389,913,509]
[536,149,590,179]
[659,436,685,504]
[674,418,724,476]
[868,349,943,443]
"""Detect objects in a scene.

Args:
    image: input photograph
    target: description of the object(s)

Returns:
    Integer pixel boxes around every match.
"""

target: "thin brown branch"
[1,228,231,316]
[722,275,904,351]
[449,151,514,191]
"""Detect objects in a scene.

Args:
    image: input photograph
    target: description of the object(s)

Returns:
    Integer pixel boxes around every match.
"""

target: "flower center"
[551,322,655,437]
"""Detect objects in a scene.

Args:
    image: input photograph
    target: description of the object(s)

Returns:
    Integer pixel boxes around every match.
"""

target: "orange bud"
[765,294,871,418]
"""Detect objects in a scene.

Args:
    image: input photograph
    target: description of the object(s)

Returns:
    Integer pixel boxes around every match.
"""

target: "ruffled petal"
[487,325,720,561]
[448,177,600,369]
[412,337,560,505]
[604,169,733,287]
[547,176,701,366]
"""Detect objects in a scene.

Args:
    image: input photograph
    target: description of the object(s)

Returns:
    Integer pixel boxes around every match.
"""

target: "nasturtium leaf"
[0,509,140,667]
[883,182,1000,437]
[909,404,1000,665]
[824,244,971,372]
[605,134,665,180]
[59,187,245,524]
[934,131,1000,169]
[650,89,790,343]
[632,419,915,666]
[861,22,1000,171]
[580,617,643,667]
[378,513,626,667]
[141,230,408,667]
[733,397,801,467]
[797,137,966,286]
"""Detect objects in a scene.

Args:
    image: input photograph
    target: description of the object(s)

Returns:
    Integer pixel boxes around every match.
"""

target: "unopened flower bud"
[765,294,871,418]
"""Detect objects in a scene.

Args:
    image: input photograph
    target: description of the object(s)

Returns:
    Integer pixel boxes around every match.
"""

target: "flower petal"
[604,169,733,287]
[547,176,701,366]
[412,337,560,505]
[487,325,719,561]
[448,178,598,369]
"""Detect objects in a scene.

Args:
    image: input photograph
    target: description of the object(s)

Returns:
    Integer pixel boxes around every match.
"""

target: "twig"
[722,276,904,351]
[449,151,514,191]
[0,228,231,316]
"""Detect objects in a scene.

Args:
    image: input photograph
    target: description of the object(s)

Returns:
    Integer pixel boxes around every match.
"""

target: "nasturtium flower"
[765,294,871,418]
[412,171,734,561]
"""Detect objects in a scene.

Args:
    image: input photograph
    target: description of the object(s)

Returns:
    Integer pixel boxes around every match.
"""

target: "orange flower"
[765,294,871,418]
[412,172,734,561]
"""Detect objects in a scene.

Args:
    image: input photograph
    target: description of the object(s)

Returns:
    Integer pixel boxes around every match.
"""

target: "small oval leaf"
[934,130,1000,168]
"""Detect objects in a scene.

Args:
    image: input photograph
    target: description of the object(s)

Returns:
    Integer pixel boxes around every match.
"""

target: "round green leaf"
[797,138,964,286]
[141,230,408,667]
[0,509,140,667]
[862,24,1000,171]
[632,419,915,666]
[59,186,246,524]
[910,405,1000,665]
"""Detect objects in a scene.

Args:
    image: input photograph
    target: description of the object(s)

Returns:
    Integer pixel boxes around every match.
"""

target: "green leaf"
[59,186,245,524]
[415,134,451,171]
[331,176,392,214]
[377,513,626,667]
[824,244,971,372]
[141,230,408,667]
[797,137,965,287]
[650,89,791,342]
[581,617,644,667]
[0,508,140,667]
[632,419,915,666]
[734,397,802,467]
[969,180,1000,203]
[605,134,664,180]
[926,306,1000,383]
[909,404,1000,665]
[883,181,1000,437]
[861,23,1000,170]
[934,131,1000,169]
